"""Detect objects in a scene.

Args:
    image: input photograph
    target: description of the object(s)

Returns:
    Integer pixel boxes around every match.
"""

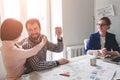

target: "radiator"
[66,45,85,59]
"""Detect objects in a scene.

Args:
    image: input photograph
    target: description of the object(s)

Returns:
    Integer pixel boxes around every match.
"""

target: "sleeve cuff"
[56,61,60,66]
[57,37,63,42]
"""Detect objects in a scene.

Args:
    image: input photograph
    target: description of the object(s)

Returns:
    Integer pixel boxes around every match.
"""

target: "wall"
[62,0,94,56]
[95,0,120,44]
[0,0,3,22]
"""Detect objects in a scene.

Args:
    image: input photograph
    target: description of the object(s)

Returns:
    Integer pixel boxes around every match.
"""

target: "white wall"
[0,0,4,23]
[95,0,120,44]
[62,0,94,56]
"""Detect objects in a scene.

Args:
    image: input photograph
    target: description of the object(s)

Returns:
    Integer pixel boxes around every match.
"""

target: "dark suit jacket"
[85,31,120,54]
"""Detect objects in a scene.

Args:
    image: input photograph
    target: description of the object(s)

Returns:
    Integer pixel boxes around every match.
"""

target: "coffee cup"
[90,58,96,66]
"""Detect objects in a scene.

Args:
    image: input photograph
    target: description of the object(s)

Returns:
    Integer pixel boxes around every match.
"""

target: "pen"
[59,72,70,77]
[111,71,116,80]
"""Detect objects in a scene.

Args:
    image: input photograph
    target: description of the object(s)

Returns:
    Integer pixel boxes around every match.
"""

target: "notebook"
[103,56,120,65]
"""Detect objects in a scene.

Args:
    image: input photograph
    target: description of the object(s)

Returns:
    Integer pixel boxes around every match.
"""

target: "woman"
[0,18,47,80]
[85,17,120,57]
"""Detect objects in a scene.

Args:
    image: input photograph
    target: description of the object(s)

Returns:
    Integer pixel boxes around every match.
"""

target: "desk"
[21,55,120,80]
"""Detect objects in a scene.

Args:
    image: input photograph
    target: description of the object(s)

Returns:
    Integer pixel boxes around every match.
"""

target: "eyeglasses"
[96,23,108,27]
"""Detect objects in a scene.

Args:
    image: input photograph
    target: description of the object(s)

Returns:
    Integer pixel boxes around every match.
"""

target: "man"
[21,18,69,73]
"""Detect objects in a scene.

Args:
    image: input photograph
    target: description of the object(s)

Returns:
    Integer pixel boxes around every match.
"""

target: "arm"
[105,34,120,56]
[18,36,47,59]
[86,33,101,55]
[47,38,63,52]
[27,56,58,71]
[112,35,120,52]
[17,38,27,46]
[26,56,69,71]
[85,34,97,54]
[47,27,63,52]
[85,34,93,54]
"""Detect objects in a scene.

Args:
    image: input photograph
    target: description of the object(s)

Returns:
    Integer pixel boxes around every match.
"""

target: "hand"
[41,35,47,45]
[16,38,26,46]
[15,38,27,48]
[55,27,62,39]
[99,48,108,56]
[58,58,69,65]
[107,51,118,56]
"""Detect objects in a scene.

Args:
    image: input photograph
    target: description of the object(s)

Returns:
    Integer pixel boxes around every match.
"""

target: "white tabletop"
[20,55,120,80]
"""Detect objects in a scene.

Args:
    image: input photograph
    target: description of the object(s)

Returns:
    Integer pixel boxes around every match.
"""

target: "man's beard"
[29,33,41,44]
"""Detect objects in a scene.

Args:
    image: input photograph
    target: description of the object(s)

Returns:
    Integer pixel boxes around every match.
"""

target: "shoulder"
[90,31,99,36]
[106,32,115,37]
[90,32,99,38]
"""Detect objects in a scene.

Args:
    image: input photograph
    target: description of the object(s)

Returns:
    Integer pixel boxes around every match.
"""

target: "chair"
[84,39,89,50]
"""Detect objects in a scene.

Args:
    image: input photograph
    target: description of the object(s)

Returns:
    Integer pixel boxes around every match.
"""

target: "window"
[51,0,63,60]
[2,0,20,20]
[26,0,48,35]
